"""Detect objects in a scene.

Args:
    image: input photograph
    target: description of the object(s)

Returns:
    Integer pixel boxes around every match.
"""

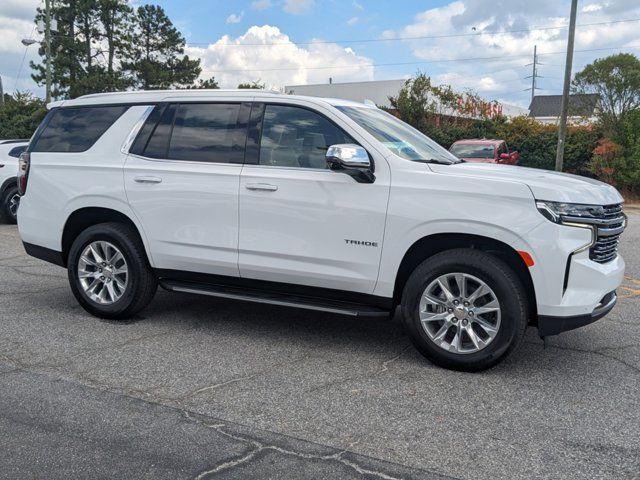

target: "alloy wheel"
[419,273,501,354]
[78,241,128,305]
[8,193,19,219]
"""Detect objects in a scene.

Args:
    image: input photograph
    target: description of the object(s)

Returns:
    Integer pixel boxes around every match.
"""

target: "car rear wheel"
[401,248,528,372]
[67,222,157,320]
[0,185,19,224]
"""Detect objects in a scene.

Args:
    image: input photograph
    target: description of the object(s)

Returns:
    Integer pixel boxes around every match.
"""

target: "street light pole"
[555,0,578,172]
[45,0,52,103]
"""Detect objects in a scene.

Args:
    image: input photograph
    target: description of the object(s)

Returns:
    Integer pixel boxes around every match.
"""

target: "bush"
[0,92,47,139]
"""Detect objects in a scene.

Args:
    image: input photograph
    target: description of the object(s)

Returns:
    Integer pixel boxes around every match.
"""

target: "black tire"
[0,185,19,224]
[401,249,528,372]
[67,222,157,320]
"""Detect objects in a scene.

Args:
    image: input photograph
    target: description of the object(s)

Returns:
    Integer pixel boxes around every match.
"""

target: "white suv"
[0,139,29,223]
[17,90,626,371]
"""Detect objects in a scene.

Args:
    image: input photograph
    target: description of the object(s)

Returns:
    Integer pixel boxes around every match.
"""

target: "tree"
[185,76,220,89]
[97,0,134,91]
[237,80,265,89]
[123,5,201,90]
[573,53,640,133]
[389,73,501,137]
[0,92,47,139]
[31,0,134,98]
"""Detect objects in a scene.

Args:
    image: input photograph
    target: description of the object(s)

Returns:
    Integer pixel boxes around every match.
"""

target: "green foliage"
[237,81,266,89]
[185,76,220,89]
[0,92,47,139]
[572,53,640,134]
[610,109,640,192]
[31,0,135,98]
[31,2,202,97]
[390,73,607,182]
[123,5,201,89]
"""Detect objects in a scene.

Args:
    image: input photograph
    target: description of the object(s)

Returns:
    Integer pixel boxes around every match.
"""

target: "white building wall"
[285,79,406,109]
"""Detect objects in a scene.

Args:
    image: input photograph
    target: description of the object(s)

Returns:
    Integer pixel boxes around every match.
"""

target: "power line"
[201,44,640,74]
[186,18,640,47]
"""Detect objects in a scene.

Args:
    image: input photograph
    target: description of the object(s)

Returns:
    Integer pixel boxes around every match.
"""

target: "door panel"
[238,103,390,294]
[239,166,388,293]
[125,157,241,276]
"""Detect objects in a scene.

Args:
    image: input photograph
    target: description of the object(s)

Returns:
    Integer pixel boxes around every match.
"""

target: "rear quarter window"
[32,106,128,153]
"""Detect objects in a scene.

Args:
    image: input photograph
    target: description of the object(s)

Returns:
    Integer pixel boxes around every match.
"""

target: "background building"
[528,94,600,125]
[285,79,529,118]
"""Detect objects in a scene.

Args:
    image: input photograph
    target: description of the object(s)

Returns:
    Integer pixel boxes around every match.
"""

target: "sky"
[1,0,640,107]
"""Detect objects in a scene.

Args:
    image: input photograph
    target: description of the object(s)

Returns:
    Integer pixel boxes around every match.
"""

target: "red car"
[449,139,520,165]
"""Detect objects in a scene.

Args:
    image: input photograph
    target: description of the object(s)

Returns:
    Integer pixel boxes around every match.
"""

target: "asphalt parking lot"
[1,213,639,480]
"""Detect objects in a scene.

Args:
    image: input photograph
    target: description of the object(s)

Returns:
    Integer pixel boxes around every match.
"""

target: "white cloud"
[353,1,364,11]
[392,0,640,107]
[186,25,374,89]
[283,0,315,15]
[0,0,42,95]
[380,29,396,40]
[582,3,603,12]
[346,16,359,26]
[226,11,244,24]
[251,0,272,10]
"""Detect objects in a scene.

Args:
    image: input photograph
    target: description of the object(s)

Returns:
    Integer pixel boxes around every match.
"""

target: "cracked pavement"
[0,213,639,479]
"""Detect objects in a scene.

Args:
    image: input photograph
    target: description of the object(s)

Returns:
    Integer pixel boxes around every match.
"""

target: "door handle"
[134,176,162,184]
[245,183,278,192]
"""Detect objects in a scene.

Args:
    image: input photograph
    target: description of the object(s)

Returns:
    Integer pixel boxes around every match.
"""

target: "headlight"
[536,200,605,225]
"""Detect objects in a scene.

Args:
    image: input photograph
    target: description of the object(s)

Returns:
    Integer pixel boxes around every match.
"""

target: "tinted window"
[32,106,128,152]
[8,145,28,158]
[143,105,176,159]
[449,143,495,159]
[259,105,354,169]
[167,103,245,163]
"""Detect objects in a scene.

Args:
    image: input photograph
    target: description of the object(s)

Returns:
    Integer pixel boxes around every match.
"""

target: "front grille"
[589,204,625,264]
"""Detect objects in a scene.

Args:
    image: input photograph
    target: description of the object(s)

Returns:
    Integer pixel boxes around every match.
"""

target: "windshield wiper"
[413,158,462,165]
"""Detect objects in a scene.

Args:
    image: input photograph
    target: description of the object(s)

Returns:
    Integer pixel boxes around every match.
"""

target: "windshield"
[336,106,461,164]
[450,143,495,159]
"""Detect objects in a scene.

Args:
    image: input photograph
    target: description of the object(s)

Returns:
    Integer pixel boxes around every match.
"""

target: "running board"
[160,280,390,317]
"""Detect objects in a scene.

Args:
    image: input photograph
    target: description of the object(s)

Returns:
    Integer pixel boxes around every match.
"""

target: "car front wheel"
[401,249,528,372]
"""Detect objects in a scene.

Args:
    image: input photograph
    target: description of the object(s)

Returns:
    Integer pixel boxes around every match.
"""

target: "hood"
[429,162,624,205]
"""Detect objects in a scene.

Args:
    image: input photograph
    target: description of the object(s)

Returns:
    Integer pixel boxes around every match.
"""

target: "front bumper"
[537,290,617,337]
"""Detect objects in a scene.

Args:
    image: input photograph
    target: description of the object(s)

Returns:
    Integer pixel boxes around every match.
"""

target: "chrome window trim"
[126,152,242,168]
[120,105,155,155]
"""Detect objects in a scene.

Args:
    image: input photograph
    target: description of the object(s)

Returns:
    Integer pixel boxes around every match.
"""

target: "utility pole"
[45,0,52,103]
[555,0,578,172]
[530,45,538,104]
[525,45,541,107]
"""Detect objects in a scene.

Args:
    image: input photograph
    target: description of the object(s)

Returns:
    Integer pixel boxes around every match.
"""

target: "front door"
[124,102,248,277]
[239,103,390,294]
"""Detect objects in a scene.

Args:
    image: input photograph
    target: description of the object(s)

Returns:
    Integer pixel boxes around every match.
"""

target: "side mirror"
[326,144,370,169]
[326,144,375,183]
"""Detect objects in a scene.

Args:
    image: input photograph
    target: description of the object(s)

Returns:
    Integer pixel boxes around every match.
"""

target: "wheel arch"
[1,177,17,195]
[61,207,150,267]
[393,233,537,320]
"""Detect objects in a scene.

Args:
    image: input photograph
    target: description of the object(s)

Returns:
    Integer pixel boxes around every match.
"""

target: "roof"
[528,94,599,117]
[49,89,376,110]
[451,139,504,146]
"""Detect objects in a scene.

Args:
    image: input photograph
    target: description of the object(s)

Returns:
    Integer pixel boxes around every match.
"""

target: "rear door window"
[168,103,245,163]
[32,106,128,152]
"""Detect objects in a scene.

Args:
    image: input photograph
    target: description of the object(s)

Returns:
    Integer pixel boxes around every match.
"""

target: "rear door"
[124,101,249,277]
